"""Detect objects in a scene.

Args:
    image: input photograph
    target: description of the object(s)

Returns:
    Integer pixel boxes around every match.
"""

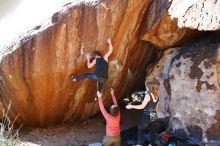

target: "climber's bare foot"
[70,76,77,82]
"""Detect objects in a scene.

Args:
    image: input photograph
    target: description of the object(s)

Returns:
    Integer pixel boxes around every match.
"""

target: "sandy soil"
[19,110,142,146]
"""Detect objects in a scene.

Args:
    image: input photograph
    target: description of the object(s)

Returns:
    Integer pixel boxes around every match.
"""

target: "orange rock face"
[0,0,158,127]
[140,0,200,49]
[1,0,218,129]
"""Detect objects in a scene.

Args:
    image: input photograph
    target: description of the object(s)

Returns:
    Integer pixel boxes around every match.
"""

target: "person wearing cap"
[126,82,159,146]
[97,88,120,146]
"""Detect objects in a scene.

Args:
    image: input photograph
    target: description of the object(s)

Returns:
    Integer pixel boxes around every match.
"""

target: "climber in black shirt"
[71,39,113,93]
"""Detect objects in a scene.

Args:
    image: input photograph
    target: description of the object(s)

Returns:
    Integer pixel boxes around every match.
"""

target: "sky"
[0,0,87,49]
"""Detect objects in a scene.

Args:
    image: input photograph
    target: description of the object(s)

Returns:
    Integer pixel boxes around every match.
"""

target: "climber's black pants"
[138,111,157,145]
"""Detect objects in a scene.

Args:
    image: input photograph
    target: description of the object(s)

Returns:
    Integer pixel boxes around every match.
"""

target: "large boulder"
[0,0,158,127]
[146,34,220,143]
[0,0,219,129]
[169,0,220,31]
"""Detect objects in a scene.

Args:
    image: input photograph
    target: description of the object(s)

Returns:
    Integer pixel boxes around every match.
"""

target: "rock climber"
[71,39,113,101]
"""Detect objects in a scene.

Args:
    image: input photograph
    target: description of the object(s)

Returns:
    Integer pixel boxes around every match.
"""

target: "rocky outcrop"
[169,0,220,31]
[0,0,219,130]
[146,34,220,143]
[139,0,200,49]
[0,0,159,127]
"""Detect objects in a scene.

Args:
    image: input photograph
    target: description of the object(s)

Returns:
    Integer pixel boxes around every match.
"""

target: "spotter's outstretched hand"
[97,91,102,98]
[110,88,114,94]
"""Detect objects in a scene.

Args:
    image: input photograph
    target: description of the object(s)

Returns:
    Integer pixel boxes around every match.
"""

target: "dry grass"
[0,102,21,146]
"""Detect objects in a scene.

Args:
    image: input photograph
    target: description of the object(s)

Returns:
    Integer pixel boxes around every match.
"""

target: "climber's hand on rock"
[85,53,90,60]
[107,38,112,45]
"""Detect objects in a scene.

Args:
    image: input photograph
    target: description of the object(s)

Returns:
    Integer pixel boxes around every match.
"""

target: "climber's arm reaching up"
[104,39,113,62]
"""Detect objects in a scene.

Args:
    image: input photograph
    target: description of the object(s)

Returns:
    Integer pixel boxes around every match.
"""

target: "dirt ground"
[19,110,142,146]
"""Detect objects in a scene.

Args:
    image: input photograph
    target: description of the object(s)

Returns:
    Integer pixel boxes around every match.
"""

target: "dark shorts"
[138,111,157,145]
